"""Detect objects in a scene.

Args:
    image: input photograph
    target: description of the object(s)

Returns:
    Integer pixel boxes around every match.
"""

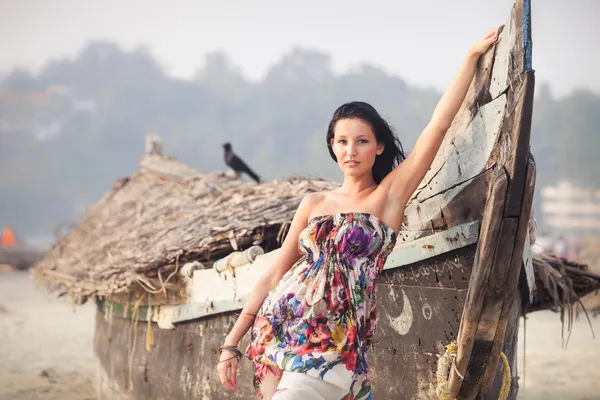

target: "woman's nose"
[347,144,357,156]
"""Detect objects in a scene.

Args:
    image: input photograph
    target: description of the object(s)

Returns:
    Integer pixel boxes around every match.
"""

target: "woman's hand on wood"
[470,28,499,56]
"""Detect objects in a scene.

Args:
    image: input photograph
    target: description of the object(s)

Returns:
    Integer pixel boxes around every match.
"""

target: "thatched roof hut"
[33,154,337,303]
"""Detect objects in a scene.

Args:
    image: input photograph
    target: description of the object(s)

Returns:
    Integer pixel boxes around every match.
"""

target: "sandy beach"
[0,271,96,400]
[1,271,599,399]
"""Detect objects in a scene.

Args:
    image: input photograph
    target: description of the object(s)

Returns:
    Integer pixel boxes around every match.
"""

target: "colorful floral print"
[246,212,397,399]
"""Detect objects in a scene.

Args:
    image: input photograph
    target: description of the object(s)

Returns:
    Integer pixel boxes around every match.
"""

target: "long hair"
[326,101,406,184]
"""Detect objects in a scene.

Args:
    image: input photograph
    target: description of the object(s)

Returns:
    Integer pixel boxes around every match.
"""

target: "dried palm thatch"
[528,250,600,335]
[527,250,600,348]
[33,154,338,303]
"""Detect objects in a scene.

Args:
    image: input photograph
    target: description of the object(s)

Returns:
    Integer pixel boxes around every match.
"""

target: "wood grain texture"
[479,156,536,395]
[448,170,508,397]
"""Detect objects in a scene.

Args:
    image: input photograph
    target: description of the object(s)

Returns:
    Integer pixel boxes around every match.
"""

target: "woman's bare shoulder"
[300,191,333,219]
[302,191,328,208]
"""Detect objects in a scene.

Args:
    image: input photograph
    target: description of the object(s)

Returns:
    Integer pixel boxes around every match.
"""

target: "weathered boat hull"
[0,245,46,270]
[93,244,522,400]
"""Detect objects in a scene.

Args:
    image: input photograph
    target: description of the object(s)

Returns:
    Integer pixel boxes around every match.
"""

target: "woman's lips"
[345,160,359,167]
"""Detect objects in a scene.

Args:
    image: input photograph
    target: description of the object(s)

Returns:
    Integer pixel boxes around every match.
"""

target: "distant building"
[540,181,600,235]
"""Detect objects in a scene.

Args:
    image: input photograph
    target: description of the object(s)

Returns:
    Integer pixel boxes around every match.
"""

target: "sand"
[0,271,96,400]
[516,311,600,399]
[1,270,599,399]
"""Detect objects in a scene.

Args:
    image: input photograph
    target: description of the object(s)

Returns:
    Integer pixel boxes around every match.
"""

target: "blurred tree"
[0,44,598,237]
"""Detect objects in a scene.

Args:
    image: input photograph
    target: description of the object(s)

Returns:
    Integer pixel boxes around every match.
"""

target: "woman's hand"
[217,349,240,392]
[470,28,500,56]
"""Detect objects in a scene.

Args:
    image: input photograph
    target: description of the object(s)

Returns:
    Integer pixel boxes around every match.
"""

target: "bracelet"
[236,312,256,319]
[219,345,243,361]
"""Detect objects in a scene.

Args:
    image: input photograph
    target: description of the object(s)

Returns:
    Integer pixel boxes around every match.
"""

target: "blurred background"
[0,0,599,399]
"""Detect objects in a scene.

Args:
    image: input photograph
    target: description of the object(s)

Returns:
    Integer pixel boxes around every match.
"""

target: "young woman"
[217,28,499,400]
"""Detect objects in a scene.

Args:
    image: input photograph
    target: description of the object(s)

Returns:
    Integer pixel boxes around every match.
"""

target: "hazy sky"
[1,0,599,96]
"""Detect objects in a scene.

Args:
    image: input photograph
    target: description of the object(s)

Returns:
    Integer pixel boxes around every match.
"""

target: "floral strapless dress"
[246,212,397,399]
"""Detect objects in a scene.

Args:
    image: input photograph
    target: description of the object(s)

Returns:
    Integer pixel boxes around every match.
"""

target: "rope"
[128,292,145,392]
[136,254,180,294]
[436,341,458,400]
[498,352,511,400]
[435,341,512,400]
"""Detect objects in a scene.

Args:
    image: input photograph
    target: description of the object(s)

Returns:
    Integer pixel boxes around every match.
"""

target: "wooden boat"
[32,0,600,399]
[0,229,47,271]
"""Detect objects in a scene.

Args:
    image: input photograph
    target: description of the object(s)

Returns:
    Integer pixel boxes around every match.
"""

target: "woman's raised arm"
[382,28,499,206]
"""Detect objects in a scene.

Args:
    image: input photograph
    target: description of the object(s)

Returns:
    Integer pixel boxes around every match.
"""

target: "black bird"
[222,142,261,183]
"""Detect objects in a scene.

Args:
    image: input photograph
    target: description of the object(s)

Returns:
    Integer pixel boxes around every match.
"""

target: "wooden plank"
[489,19,514,98]
[480,157,536,395]
[404,95,507,231]
[416,94,507,197]
[377,245,475,290]
[484,293,522,399]
[502,71,535,216]
[447,169,507,397]
[403,176,480,235]
[457,218,519,398]
[508,0,529,80]
[428,172,490,230]
[383,221,480,271]
[172,296,246,323]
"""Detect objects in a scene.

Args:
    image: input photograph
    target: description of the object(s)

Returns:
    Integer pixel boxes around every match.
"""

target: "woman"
[217,29,499,399]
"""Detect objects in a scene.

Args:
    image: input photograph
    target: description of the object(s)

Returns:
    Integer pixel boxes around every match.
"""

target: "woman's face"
[330,118,384,178]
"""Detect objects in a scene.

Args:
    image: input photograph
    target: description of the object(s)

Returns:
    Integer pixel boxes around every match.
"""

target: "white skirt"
[264,370,349,400]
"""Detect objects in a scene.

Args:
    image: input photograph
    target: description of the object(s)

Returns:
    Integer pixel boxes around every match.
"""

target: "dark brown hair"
[326,101,406,183]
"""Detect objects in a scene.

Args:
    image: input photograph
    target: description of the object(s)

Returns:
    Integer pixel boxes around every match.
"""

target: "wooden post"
[448,52,535,400]
[447,169,508,397]
[480,156,536,396]
[447,0,535,393]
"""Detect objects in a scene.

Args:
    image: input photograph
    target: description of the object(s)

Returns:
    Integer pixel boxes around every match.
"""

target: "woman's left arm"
[383,28,499,205]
